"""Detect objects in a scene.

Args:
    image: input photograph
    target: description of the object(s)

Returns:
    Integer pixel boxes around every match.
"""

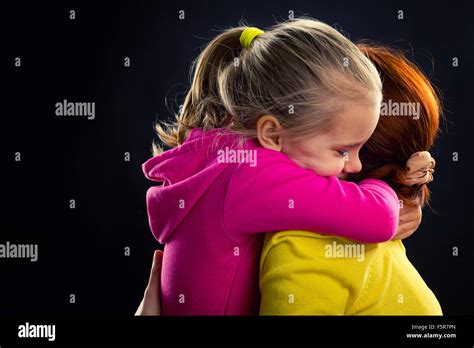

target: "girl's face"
[281,102,380,179]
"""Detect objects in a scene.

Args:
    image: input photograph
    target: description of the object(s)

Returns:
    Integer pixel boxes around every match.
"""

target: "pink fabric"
[142,127,400,315]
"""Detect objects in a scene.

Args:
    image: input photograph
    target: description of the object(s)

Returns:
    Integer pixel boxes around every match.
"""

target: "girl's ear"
[256,115,283,151]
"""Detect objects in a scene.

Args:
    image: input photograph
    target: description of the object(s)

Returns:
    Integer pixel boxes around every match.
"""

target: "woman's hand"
[135,250,163,316]
[392,205,422,240]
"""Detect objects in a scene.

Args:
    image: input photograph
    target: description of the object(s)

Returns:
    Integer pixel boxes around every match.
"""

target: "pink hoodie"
[142,127,399,315]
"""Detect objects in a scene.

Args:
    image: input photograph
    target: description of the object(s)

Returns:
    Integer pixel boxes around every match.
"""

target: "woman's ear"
[256,115,283,151]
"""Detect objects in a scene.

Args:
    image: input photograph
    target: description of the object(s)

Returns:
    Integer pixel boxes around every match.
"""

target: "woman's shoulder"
[259,231,381,314]
[262,230,378,253]
[259,232,440,315]
[260,230,383,277]
[264,230,329,242]
[262,230,327,257]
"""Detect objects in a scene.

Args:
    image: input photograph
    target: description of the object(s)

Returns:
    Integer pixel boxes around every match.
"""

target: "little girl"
[142,17,399,315]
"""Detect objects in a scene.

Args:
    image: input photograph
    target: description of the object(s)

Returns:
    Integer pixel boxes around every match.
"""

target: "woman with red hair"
[259,44,442,315]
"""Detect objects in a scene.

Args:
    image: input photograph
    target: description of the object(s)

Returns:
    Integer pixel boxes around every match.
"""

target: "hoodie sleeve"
[222,150,399,243]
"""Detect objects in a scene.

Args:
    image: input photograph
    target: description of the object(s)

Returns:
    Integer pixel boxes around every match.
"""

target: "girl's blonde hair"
[153,16,382,155]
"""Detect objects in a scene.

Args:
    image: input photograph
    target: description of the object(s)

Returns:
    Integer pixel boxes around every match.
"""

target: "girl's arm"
[223,149,399,243]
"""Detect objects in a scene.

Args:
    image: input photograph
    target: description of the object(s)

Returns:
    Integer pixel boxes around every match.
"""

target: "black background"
[4,0,474,317]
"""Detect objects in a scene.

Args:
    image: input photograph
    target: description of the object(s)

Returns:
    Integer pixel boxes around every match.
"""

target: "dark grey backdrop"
[4,0,474,316]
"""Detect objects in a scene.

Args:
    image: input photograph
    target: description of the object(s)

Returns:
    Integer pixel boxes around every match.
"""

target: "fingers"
[393,230,414,240]
[150,250,164,282]
[399,205,422,223]
[147,250,164,294]
[394,205,422,240]
[398,205,422,226]
[135,250,164,316]
[393,220,420,240]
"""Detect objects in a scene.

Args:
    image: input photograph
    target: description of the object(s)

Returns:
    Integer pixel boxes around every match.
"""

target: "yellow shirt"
[259,231,442,315]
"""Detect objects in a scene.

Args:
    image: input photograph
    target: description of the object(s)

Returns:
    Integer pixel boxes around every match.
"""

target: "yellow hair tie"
[240,27,264,48]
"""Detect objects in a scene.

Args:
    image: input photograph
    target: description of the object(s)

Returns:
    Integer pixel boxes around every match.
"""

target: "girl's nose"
[344,156,362,174]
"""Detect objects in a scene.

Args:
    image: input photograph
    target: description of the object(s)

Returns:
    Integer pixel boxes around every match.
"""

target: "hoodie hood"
[142,128,256,244]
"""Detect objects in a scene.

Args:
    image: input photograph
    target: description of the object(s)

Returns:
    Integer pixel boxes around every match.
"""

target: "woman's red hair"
[352,44,442,207]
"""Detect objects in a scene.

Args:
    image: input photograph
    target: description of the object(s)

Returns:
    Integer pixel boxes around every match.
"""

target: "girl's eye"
[337,150,349,158]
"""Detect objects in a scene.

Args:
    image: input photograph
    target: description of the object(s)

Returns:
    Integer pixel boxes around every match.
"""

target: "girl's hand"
[135,250,163,316]
[392,205,422,240]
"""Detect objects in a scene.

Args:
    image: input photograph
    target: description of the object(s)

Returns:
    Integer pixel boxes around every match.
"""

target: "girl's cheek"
[329,159,346,176]
[312,161,341,177]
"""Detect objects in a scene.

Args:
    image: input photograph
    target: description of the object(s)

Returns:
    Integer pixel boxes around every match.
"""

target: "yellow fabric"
[240,27,264,48]
[259,230,442,315]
